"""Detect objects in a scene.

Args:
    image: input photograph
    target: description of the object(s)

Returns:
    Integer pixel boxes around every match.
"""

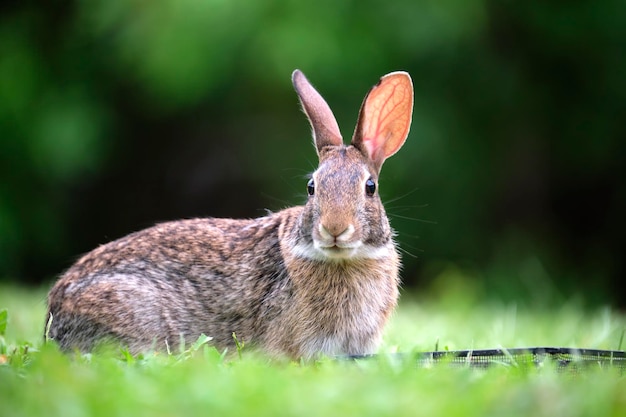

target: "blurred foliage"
[0,0,624,305]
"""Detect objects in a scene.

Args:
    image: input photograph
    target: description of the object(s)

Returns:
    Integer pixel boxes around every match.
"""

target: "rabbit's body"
[46,70,413,359]
[47,208,398,359]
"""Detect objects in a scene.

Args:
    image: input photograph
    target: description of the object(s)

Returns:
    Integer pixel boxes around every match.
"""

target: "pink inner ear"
[358,72,413,163]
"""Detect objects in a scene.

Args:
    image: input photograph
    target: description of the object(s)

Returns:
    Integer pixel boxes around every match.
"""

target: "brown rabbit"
[45,69,414,360]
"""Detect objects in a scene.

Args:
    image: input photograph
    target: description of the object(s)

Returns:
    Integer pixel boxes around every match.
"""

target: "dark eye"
[365,178,376,196]
[307,178,315,196]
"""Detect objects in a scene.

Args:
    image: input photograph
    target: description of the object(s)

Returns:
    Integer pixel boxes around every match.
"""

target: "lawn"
[1,282,625,417]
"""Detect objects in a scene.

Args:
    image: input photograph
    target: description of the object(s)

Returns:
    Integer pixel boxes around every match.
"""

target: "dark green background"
[1,0,624,306]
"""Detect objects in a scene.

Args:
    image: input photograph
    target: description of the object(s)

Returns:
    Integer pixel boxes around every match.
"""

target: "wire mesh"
[349,347,626,371]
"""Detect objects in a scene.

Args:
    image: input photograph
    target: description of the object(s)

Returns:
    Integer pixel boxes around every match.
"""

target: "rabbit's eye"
[365,178,376,196]
[307,178,315,196]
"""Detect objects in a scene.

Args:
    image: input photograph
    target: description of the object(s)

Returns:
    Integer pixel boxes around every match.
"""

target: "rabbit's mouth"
[291,239,391,261]
[316,239,395,261]
[316,242,361,259]
[326,244,350,254]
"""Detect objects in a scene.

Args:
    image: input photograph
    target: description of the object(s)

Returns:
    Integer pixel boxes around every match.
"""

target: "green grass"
[1,283,626,417]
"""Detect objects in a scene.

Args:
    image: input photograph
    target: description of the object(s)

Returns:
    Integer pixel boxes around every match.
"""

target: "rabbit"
[45,69,414,360]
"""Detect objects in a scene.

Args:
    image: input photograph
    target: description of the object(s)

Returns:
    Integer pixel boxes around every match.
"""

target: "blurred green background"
[0,0,624,306]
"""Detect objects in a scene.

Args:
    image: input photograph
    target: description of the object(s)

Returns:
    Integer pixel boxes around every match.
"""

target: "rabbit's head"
[291,70,413,261]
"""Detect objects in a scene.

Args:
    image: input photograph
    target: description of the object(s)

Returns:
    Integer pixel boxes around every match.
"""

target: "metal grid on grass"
[351,347,626,371]
[417,347,626,370]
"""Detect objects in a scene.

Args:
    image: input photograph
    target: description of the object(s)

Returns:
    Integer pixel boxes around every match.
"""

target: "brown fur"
[46,70,413,359]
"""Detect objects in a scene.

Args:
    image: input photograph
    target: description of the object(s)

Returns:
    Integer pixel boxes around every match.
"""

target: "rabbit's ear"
[292,70,343,152]
[351,72,413,172]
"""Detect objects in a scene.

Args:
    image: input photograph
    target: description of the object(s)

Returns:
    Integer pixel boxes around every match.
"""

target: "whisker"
[382,187,421,205]
[396,245,420,259]
[388,213,438,224]
[396,231,422,240]
[259,193,295,209]
[387,204,431,211]
[395,232,424,258]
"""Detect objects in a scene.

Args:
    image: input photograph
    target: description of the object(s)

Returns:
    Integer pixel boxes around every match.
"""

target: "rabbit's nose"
[319,223,355,242]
